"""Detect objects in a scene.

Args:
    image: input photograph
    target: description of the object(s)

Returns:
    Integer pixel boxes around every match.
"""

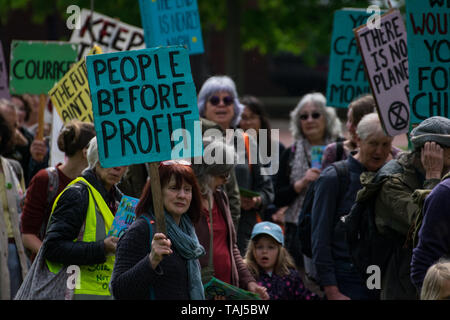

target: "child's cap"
[251,222,284,245]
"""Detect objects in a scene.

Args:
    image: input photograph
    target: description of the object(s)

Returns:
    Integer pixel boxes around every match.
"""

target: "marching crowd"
[0,75,450,301]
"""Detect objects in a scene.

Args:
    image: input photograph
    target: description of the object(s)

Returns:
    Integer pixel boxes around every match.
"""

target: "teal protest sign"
[326,9,375,108]
[406,0,450,124]
[9,41,78,95]
[138,0,204,55]
[86,45,203,168]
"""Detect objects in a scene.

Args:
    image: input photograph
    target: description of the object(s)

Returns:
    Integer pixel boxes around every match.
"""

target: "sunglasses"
[159,160,192,167]
[299,112,322,121]
[209,95,234,106]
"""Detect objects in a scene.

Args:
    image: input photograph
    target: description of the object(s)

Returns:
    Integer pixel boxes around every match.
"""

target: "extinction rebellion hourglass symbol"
[388,101,409,131]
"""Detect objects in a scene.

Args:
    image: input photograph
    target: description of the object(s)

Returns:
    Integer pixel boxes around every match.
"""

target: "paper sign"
[70,8,146,60]
[0,42,10,99]
[406,0,450,124]
[138,0,204,55]
[9,41,79,95]
[86,45,203,168]
[326,9,376,108]
[49,46,102,124]
[354,9,410,136]
[50,109,65,167]
[311,145,326,169]
[107,195,139,238]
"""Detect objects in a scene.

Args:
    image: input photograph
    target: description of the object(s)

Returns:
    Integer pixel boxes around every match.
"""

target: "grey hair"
[421,259,450,300]
[356,113,387,141]
[192,137,236,195]
[197,75,244,127]
[86,137,99,169]
[289,92,342,140]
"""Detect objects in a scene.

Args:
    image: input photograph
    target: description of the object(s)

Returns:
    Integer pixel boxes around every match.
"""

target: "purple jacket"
[411,178,450,291]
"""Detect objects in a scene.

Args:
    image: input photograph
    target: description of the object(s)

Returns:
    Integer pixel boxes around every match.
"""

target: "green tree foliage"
[0,0,398,66]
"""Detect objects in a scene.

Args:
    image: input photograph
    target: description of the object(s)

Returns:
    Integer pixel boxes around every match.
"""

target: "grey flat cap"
[410,116,450,149]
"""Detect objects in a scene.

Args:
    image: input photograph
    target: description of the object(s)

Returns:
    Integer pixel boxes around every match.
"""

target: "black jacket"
[42,168,122,266]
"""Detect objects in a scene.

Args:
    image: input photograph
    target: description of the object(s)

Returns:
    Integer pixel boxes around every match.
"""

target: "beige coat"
[0,157,28,299]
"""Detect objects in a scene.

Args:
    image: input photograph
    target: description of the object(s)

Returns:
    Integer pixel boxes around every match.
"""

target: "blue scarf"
[165,213,206,300]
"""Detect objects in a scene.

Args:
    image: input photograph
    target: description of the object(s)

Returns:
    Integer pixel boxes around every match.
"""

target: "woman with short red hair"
[110,160,206,300]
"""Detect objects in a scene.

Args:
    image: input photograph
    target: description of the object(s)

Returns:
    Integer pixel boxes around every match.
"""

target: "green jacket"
[367,152,440,300]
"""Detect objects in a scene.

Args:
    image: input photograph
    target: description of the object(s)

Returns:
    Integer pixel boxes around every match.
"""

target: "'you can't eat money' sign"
[86,45,202,168]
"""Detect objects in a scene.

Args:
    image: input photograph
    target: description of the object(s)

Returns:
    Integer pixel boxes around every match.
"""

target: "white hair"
[289,92,342,140]
[356,112,387,141]
[86,137,99,169]
[197,75,244,127]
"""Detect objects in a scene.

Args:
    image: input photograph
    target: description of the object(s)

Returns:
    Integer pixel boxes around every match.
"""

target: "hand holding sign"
[86,46,202,235]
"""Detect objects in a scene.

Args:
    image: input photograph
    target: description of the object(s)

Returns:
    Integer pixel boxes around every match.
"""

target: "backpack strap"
[141,215,156,300]
[45,167,59,207]
[330,160,350,202]
[243,132,252,172]
[335,141,344,162]
[39,167,60,239]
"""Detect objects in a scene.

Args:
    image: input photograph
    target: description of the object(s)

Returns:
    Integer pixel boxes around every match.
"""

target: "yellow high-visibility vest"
[46,177,115,298]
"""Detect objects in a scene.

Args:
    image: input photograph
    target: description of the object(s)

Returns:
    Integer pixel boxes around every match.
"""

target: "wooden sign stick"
[35,93,46,141]
[148,162,167,234]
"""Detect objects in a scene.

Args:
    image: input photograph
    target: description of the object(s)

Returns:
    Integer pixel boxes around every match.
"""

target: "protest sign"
[0,42,10,99]
[107,195,139,238]
[138,0,204,55]
[85,45,202,167]
[70,8,145,60]
[9,41,79,95]
[49,46,102,124]
[86,45,202,234]
[50,109,65,167]
[354,9,410,136]
[406,0,450,124]
[326,9,375,108]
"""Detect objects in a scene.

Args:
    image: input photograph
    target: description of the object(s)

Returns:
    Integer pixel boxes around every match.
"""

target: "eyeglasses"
[209,95,234,106]
[299,112,322,121]
[159,160,192,167]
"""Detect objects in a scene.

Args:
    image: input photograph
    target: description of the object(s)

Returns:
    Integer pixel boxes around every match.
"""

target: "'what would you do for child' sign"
[86,45,202,168]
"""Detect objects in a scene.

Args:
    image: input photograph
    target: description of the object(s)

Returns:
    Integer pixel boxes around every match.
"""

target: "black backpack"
[297,160,349,258]
[341,160,404,286]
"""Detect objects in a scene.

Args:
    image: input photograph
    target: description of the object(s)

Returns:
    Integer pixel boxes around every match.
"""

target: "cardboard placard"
[138,0,204,55]
[9,41,79,95]
[406,0,450,124]
[85,45,203,168]
[0,41,10,99]
[70,8,146,60]
[49,46,102,124]
[326,9,375,108]
[354,9,410,136]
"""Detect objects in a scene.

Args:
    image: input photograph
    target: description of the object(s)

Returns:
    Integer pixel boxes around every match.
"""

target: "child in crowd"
[244,221,319,300]
[421,259,450,300]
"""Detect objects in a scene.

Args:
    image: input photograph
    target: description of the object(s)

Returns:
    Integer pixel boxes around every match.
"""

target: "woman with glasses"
[197,76,274,257]
[274,92,343,286]
[192,138,269,300]
[111,160,206,300]
[239,95,286,224]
